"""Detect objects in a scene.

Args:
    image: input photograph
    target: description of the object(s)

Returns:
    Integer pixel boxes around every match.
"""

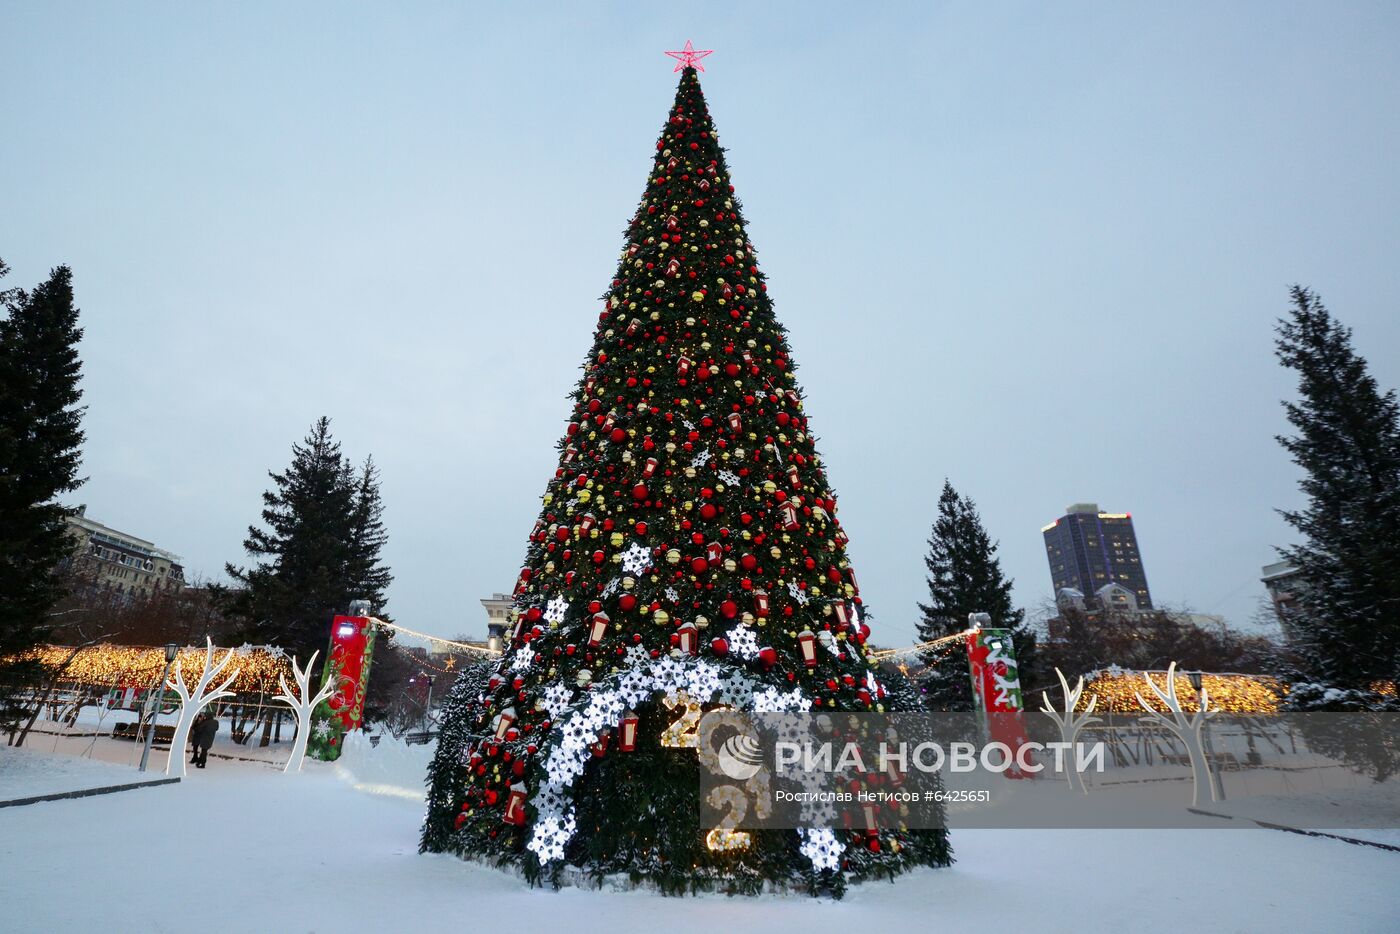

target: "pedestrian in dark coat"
[191,710,219,768]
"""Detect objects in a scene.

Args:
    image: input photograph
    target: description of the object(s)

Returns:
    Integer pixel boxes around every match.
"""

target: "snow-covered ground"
[2,743,1397,933]
[0,744,167,802]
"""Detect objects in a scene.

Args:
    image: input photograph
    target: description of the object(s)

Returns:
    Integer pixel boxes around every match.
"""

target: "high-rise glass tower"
[1042,503,1152,610]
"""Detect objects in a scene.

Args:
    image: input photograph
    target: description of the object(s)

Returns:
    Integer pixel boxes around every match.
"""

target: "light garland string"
[866,629,974,663]
[372,621,501,656]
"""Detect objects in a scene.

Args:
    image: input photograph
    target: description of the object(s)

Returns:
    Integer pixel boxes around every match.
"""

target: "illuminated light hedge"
[10,643,292,695]
[1078,668,1284,714]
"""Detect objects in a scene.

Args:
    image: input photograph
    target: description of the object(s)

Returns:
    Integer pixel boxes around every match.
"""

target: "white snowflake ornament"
[620,543,651,575]
[510,645,537,672]
[543,596,569,624]
[728,624,761,661]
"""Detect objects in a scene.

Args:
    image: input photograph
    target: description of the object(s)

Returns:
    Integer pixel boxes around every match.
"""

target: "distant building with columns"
[480,593,513,652]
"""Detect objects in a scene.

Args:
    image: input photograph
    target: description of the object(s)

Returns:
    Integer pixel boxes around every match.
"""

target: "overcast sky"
[5,2,1399,652]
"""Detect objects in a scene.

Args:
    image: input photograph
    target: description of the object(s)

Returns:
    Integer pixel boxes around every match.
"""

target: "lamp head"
[164,643,179,663]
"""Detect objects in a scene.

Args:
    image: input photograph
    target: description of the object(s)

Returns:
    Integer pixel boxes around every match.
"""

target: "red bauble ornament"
[711,637,729,655]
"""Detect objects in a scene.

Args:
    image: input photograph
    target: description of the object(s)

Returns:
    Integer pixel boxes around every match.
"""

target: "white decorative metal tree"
[165,639,240,778]
[1133,661,1218,807]
[1039,667,1101,794]
[271,651,338,773]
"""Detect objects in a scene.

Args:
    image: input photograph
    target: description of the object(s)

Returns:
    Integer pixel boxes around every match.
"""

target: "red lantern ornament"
[503,782,528,826]
[493,706,517,741]
[787,464,801,489]
[619,711,639,752]
[780,501,800,530]
[797,630,818,668]
[753,589,770,617]
[833,601,851,627]
[591,730,611,757]
[579,513,596,534]
[642,457,659,479]
[677,621,698,656]
[706,542,723,565]
[626,317,642,336]
[677,355,693,377]
[727,412,742,432]
[588,611,610,647]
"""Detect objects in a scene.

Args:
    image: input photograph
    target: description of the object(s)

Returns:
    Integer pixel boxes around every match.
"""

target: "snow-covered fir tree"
[915,481,1034,711]
[1275,286,1400,709]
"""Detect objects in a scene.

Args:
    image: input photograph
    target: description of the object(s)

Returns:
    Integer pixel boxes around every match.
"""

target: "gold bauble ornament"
[666,548,681,564]
[691,291,705,302]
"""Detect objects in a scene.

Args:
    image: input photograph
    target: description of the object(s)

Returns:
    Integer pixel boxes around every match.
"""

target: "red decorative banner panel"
[965,628,1033,778]
[307,615,377,761]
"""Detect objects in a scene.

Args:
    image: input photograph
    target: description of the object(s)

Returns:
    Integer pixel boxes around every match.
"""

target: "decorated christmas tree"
[424,47,952,895]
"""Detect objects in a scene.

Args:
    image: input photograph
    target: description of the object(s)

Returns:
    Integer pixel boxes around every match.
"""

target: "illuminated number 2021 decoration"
[660,691,703,748]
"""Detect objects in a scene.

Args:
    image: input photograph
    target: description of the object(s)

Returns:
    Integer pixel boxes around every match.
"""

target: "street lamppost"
[1186,669,1226,801]
[422,675,435,733]
[139,643,179,772]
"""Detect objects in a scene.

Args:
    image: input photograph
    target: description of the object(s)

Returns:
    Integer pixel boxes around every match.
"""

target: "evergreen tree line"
[3,257,1394,722]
